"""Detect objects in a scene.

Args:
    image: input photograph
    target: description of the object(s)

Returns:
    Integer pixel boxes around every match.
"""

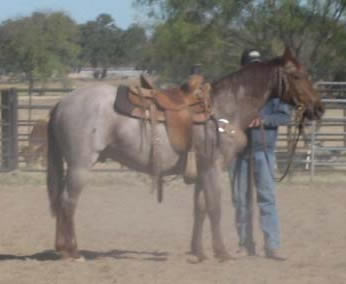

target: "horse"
[20,119,48,167]
[47,47,324,261]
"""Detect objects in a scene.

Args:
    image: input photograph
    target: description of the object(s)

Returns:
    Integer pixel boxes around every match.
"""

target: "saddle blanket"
[114,85,136,117]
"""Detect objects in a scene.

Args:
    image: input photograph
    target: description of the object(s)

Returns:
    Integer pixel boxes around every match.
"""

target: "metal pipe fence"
[5,87,130,173]
[275,82,346,179]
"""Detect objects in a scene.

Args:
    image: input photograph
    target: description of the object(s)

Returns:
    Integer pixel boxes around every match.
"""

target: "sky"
[0,0,138,29]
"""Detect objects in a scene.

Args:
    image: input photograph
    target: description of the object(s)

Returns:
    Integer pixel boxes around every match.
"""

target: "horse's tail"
[47,103,64,217]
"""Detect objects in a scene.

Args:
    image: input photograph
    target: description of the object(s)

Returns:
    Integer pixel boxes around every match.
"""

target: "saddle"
[114,74,212,201]
[126,74,212,153]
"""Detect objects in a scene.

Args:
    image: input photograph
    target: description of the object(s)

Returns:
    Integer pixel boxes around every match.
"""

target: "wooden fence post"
[343,107,346,147]
[1,89,18,171]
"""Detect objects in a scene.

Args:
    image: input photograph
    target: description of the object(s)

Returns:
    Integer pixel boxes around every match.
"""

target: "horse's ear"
[140,74,155,89]
[282,46,298,73]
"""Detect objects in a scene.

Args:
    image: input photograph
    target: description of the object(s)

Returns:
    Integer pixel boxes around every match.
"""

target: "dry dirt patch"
[0,171,346,284]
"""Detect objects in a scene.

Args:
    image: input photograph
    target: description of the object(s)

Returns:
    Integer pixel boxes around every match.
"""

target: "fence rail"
[0,87,133,172]
[274,82,346,179]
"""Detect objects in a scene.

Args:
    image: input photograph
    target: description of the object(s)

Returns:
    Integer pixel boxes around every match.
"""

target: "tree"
[0,12,80,87]
[236,0,346,79]
[134,0,254,81]
[135,0,346,81]
[78,14,124,78]
[121,24,148,68]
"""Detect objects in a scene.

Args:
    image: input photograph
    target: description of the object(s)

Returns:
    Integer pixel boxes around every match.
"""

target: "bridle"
[277,66,311,107]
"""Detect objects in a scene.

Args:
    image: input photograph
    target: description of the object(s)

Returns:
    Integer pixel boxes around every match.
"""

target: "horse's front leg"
[201,163,231,261]
[190,179,207,261]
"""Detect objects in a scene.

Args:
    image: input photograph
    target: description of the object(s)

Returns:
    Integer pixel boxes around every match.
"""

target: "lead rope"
[277,104,305,182]
[259,105,304,183]
[261,68,304,182]
[246,129,256,254]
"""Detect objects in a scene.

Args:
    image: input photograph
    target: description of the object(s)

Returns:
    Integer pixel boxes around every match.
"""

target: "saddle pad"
[115,85,166,121]
[114,85,136,116]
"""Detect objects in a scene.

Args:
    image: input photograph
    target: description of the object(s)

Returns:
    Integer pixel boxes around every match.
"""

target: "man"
[230,49,292,261]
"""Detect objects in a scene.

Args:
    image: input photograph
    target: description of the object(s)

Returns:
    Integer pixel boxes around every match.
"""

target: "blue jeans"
[230,151,280,250]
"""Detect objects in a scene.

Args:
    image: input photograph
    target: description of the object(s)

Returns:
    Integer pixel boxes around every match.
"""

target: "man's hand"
[248,118,262,128]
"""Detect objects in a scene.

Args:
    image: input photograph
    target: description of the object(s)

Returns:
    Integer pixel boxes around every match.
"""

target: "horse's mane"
[211,56,285,97]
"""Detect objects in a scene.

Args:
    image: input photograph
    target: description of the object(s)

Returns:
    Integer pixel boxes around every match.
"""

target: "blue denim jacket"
[246,98,292,152]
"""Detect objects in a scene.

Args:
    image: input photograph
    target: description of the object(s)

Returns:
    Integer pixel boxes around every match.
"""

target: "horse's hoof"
[55,243,65,253]
[58,250,82,260]
[74,256,86,262]
[187,255,207,264]
[187,250,208,263]
[215,252,233,262]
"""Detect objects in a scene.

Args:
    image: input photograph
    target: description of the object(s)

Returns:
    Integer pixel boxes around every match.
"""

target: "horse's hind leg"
[56,167,87,258]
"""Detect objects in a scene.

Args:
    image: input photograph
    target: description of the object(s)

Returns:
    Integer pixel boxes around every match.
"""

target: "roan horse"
[47,47,324,261]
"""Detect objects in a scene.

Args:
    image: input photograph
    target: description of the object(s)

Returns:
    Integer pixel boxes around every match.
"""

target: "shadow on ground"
[0,249,168,262]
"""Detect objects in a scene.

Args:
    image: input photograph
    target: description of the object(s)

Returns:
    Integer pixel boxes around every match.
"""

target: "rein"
[257,104,305,183]
[273,67,307,181]
[277,104,305,182]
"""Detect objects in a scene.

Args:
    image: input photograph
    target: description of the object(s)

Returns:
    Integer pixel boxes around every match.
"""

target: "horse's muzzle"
[305,103,325,121]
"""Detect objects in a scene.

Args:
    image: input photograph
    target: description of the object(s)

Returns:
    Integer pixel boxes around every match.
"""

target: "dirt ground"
[0,170,346,284]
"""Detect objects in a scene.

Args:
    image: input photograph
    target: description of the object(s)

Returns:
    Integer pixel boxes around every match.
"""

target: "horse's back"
[58,84,117,115]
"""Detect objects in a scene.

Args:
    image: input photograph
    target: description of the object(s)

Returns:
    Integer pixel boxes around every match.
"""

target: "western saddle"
[115,74,212,201]
[128,74,211,152]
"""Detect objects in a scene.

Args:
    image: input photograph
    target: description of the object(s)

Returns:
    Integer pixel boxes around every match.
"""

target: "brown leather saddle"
[114,75,212,201]
[126,74,212,153]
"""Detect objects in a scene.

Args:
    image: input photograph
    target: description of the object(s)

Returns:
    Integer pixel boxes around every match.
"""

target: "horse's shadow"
[0,249,168,262]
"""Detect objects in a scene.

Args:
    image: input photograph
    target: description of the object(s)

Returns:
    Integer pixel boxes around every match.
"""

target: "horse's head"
[279,47,324,120]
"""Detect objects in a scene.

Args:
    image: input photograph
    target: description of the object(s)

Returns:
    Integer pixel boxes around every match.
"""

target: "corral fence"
[0,88,71,172]
[0,87,128,173]
[0,83,346,178]
[276,82,346,179]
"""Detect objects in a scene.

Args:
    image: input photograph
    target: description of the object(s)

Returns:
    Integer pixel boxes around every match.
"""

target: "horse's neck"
[233,82,273,130]
[241,91,271,129]
[213,65,277,130]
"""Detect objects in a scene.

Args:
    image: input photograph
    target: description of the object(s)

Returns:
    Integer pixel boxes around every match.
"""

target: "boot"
[235,243,256,258]
[264,248,287,261]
